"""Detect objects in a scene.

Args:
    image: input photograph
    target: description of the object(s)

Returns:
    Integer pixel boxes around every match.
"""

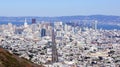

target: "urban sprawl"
[0,19,120,67]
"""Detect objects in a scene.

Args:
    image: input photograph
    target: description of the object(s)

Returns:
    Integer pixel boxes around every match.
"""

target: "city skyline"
[0,0,120,17]
[0,0,120,67]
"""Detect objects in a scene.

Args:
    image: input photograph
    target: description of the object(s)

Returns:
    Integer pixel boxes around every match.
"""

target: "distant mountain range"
[0,15,120,24]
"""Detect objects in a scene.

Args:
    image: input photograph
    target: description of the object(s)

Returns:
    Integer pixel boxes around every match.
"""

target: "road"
[52,29,58,63]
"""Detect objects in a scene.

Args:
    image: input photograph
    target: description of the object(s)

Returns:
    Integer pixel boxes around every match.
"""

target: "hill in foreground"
[0,48,44,67]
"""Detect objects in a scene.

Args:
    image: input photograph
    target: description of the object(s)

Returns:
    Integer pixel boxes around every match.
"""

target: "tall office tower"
[8,22,12,28]
[24,18,28,28]
[64,24,68,32]
[41,28,46,37]
[32,18,36,24]
[92,20,98,30]
[56,29,62,37]
[72,27,75,34]
[8,22,13,32]
[59,22,63,26]
[95,20,98,30]
[47,26,52,36]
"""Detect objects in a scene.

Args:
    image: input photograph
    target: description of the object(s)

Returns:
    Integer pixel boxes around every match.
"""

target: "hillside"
[0,48,44,67]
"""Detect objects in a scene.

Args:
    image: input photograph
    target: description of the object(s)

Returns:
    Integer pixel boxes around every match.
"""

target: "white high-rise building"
[8,22,13,30]
[92,20,98,30]
[72,27,75,34]
[56,30,62,37]
[24,18,28,28]
[95,20,98,30]
[64,24,68,33]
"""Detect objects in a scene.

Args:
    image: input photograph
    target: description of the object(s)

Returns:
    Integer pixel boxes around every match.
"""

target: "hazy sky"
[0,0,120,16]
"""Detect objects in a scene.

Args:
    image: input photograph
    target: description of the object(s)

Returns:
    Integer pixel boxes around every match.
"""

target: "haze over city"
[0,0,120,16]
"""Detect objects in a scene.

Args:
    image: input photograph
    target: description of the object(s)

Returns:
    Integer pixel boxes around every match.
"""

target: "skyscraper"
[92,20,98,30]
[32,19,36,24]
[95,20,98,30]
[24,18,28,28]
[41,28,46,37]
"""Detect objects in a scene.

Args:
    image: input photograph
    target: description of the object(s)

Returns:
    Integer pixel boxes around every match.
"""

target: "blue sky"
[0,0,120,16]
